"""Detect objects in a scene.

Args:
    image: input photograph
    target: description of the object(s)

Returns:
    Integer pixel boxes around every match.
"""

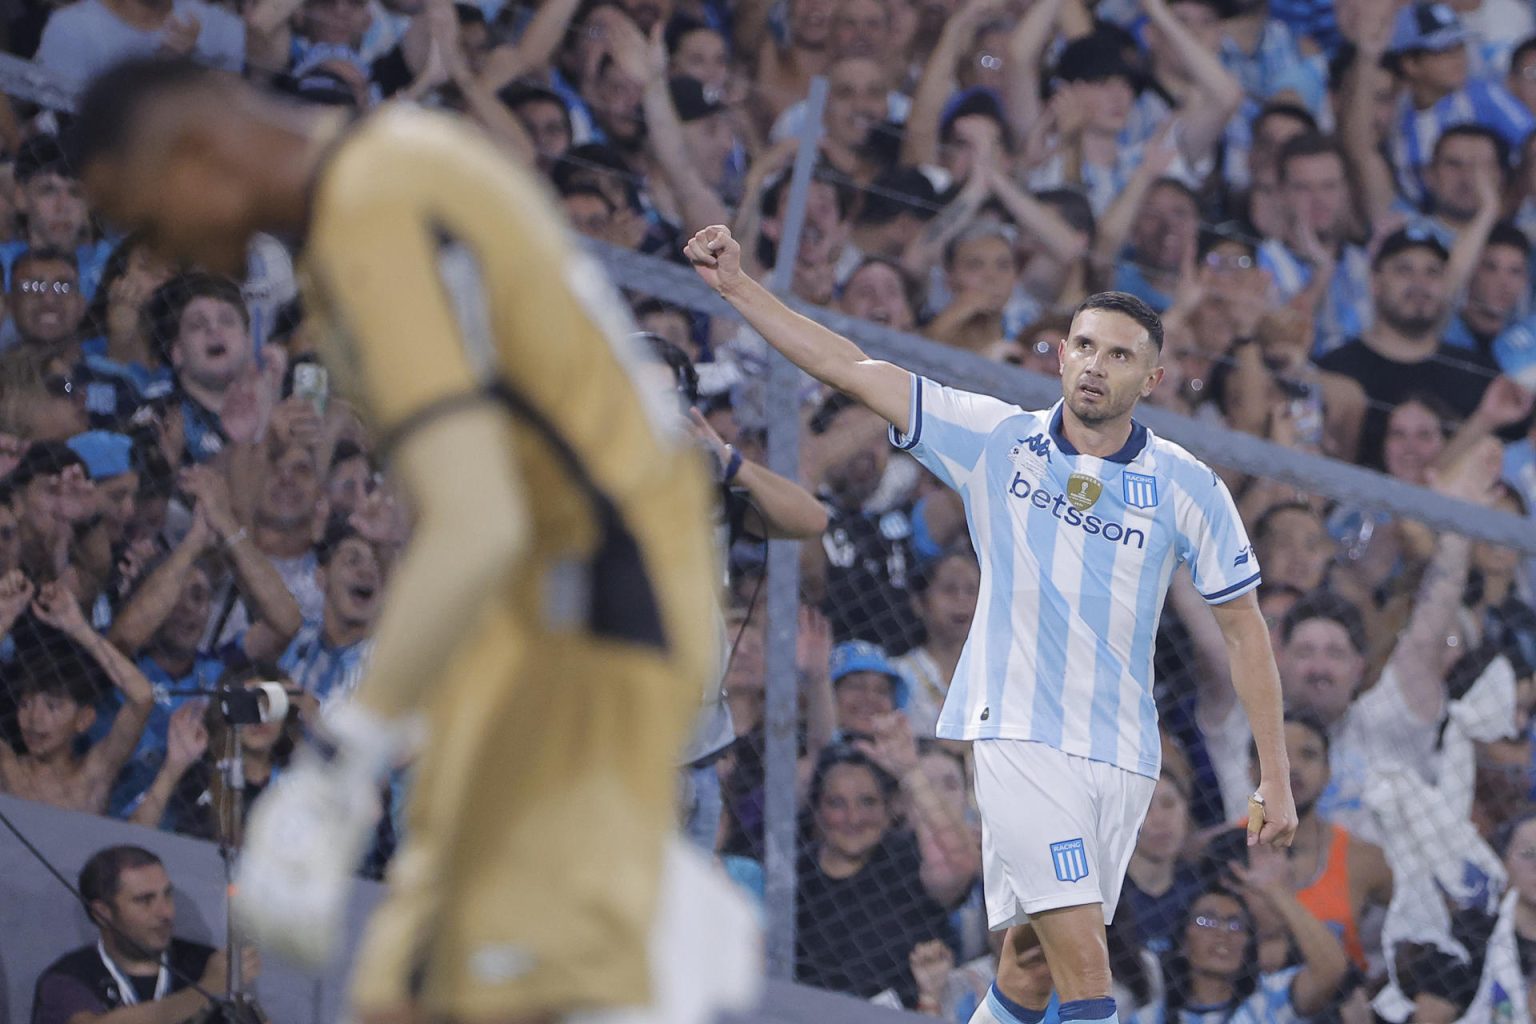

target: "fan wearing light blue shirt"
[686,223,1299,1024]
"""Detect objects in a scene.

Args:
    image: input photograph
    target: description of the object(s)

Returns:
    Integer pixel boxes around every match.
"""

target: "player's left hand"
[1249,776,1298,848]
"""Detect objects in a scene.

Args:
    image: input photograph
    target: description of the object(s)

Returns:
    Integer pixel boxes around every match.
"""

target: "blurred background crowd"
[0,0,1535,1019]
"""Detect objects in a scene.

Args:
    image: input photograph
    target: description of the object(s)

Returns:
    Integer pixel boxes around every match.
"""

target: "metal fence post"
[760,75,828,982]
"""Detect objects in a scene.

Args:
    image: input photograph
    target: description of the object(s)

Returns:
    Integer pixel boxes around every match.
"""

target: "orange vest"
[1295,823,1367,969]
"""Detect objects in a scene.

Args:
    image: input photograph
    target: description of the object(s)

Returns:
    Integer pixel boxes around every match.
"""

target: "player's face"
[1059,309,1163,428]
[834,671,896,736]
[1135,776,1190,862]
[1254,507,1330,592]
[815,763,891,861]
[17,691,90,760]
[1277,618,1362,727]
[1282,721,1330,817]
[99,864,177,959]
[1504,818,1536,904]
[1184,892,1250,979]
[323,536,383,629]
[917,555,978,647]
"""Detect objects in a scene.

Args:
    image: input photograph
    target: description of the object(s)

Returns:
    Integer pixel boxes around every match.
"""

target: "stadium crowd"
[1,0,1535,1019]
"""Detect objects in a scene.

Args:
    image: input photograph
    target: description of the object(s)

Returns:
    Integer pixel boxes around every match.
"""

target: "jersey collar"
[1048,402,1149,465]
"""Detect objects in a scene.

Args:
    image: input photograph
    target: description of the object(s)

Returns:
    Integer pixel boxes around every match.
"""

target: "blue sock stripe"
[987,982,1046,1024]
[1058,997,1118,1022]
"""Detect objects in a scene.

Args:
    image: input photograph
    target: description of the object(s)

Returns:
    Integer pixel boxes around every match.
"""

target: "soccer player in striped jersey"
[686,224,1298,1024]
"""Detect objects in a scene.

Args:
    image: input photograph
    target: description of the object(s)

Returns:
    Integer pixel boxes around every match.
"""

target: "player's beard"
[1067,385,1136,427]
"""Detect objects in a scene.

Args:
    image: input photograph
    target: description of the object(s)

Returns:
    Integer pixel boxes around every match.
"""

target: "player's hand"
[1248,776,1297,848]
[686,226,745,295]
[234,703,414,967]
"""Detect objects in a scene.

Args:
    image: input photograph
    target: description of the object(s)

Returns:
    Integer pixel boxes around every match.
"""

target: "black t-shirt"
[1316,338,1496,467]
[794,830,954,1008]
[32,939,215,1024]
[820,501,923,655]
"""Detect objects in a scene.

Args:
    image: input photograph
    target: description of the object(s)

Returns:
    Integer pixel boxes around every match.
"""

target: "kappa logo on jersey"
[1234,545,1253,567]
[1066,473,1101,511]
[1123,472,1158,509]
[1009,433,1052,467]
[1050,838,1090,883]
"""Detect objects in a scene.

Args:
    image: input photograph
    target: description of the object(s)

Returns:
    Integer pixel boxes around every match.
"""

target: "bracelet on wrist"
[223,527,249,549]
[722,445,744,484]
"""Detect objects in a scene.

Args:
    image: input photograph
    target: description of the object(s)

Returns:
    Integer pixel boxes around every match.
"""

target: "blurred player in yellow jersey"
[71,56,760,1024]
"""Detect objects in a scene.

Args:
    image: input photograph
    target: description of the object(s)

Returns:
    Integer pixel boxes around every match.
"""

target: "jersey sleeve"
[305,160,501,445]
[889,375,1017,491]
[1175,465,1261,605]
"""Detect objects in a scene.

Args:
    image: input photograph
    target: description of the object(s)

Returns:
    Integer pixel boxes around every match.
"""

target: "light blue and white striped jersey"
[891,378,1260,779]
[1130,966,1307,1024]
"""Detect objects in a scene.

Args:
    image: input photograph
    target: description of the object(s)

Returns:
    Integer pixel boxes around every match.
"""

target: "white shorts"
[973,739,1157,931]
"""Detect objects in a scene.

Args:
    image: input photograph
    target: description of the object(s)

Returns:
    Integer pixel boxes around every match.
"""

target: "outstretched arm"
[686,225,914,429]
[1142,0,1242,165]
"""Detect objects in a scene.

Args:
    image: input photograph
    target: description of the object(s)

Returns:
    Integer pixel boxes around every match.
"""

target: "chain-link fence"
[0,1,1535,1022]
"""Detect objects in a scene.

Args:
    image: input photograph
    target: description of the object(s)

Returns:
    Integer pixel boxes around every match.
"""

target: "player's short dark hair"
[144,272,248,362]
[1276,132,1345,183]
[79,845,164,906]
[1279,590,1366,655]
[67,56,223,173]
[1073,291,1164,352]
[1433,122,1510,168]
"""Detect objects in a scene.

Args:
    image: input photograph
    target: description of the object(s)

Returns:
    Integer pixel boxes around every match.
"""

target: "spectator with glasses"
[1131,873,1347,1024]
